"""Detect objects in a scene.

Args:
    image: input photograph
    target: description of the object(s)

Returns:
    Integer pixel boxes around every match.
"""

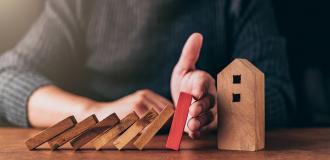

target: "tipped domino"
[166,92,192,150]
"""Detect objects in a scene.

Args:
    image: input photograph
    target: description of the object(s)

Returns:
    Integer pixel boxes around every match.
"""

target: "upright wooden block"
[166,92,192,151]
[217,58,265,151]
[70,113,120,150]
[48,115,98,150]
[25,116,77,150]
[93,112,139,150]
[113,109,158,150]
[134,105,174,150]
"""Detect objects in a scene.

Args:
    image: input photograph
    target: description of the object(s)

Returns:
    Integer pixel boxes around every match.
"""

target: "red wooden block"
[166,92,192,150]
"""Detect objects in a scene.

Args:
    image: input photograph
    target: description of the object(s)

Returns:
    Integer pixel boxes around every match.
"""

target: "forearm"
[27,85,148,128]
[0,0,85,127]
[27,85,96,128]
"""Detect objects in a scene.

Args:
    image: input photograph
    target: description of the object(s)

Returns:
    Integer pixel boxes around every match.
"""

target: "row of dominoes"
[25,92,193,151]
[25,59,265,152]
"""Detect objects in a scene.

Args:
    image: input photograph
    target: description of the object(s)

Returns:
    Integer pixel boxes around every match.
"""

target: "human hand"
[27,85,173,128]
[171,33,217,139]
[90,89,174,120]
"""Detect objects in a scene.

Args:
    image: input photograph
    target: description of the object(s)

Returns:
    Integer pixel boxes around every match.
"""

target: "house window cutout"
[232,93,240,102]
[233,75,241,84]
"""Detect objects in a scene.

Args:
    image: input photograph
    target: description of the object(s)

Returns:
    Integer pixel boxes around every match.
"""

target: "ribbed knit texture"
[0,0,295,128]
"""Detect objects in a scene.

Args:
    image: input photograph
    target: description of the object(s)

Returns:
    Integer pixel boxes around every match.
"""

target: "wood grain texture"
[48,115,98,150]
[134,105,174,150]
[70,113,120,150]
[166,92,192,151]
[113,109,158,150]
[4,128,329,159]
[93,112,139,150]
[217,59,265,151]
[25,116,77,150]
[2,128,330,159]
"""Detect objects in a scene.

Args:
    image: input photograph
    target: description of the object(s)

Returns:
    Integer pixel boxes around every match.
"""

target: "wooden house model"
[217,58,265,151]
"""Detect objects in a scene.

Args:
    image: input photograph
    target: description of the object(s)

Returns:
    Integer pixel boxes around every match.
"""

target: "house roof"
[218,58,264,76]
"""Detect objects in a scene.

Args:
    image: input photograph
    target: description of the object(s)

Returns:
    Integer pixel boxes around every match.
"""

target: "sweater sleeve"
[228,0,296,127]
[0,0,85,127]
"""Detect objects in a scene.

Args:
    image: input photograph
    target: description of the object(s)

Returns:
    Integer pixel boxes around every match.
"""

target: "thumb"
[176,33,203,71]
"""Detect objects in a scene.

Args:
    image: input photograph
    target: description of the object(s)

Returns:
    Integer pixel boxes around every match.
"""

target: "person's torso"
[82,0,229,101]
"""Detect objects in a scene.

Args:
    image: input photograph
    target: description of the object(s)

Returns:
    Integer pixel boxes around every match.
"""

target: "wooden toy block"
[48,115,98,150]
[25,116,77,150]
[134,105,174,150]
[70,113,120,150]
[113,109,158,150]
[93,112,139,150]
[217,58,265,151]
[166,92,192,151]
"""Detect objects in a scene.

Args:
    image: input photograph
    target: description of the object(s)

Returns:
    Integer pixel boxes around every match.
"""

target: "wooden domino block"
[217,59,265,151]
[166,92,192,151]
[25,116,77,150]
[48,115,98,150]
[113,109,158,150]
[93,112,139,150]
[134,105,174,150]
[70,113,120,150]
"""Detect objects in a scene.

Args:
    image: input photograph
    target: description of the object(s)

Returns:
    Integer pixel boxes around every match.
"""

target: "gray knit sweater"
[0,0,295,128]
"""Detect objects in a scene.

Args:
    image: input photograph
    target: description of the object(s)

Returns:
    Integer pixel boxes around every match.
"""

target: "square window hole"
[232,93,240,102]
[233,75,241,84]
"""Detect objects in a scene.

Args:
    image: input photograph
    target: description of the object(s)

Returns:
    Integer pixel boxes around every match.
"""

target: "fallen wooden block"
[93,112,139,150]
[70,113,120,150]
[25,116,77,150]
[166,92,192,151]
[134,105,174,150]
[113,109,158,150]
[48,115,98,150]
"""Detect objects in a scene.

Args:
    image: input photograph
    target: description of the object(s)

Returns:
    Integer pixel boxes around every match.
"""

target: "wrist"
[77,98,99,119]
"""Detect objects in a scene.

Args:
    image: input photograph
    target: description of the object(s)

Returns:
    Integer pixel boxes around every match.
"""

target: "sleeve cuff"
[0,70,52,127]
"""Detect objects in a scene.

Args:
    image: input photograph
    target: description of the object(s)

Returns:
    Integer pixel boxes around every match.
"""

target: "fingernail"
[196,120,200,129]
[194,131,201,138]
[189,105,200,117]
[197,92,204,100]
[189,119,200,131]
[196,105,202,115]
[191,131,201,139]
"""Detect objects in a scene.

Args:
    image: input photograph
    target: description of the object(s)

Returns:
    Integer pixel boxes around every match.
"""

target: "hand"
[171,33,217,139]
[90,89,174,120]
[27,85,173,128]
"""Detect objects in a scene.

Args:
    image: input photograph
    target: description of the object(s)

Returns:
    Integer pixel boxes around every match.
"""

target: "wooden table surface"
[0,127,330,160]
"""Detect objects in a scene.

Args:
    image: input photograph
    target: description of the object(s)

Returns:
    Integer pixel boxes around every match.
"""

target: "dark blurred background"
[272,0,330,126]
[0,0,329,127]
